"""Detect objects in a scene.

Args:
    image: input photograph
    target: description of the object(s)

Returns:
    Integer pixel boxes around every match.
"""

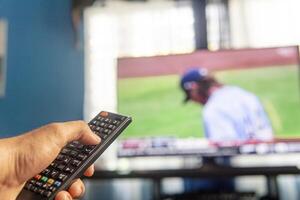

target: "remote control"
[17,111,132,200]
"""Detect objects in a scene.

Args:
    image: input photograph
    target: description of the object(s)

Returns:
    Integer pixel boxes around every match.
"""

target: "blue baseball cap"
[180,68,208,102]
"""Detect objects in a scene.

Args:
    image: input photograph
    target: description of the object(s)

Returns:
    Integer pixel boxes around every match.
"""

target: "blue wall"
[0,0,84,137]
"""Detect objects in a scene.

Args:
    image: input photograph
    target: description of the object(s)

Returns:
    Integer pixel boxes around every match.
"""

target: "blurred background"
[0,0,300,200]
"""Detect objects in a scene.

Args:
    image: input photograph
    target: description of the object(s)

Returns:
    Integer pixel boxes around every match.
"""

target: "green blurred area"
[118,65,300,139]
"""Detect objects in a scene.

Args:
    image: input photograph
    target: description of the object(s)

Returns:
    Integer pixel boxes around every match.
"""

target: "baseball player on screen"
[180,68,274,144]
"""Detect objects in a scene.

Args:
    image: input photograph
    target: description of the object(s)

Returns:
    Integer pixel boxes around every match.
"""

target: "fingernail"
[94,134,101,143]
[79,185,84,195]
[63,194,72,200]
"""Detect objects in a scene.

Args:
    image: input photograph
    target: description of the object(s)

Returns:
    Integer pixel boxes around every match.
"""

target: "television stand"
[90,157,300,200]
[199,156,232,167]
[198,156,280,200]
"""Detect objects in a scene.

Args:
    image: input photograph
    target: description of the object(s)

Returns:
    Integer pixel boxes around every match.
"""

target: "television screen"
[117,47,300,156]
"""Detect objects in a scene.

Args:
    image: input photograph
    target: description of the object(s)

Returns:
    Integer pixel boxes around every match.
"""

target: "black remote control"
[17,111,132,200]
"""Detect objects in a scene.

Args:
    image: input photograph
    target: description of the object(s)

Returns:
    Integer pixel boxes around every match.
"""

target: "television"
[116,46,300,157]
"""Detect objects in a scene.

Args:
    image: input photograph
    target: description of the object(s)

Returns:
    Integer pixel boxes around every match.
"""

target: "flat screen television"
[117,46,300,157]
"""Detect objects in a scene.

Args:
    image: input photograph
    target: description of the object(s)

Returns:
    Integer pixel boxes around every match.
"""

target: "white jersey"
[203,86,273,142]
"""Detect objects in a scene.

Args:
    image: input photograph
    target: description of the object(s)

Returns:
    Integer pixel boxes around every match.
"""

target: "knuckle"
[47,122,63,135]
[77,120,86,126]
[39,122,66,149]
[76,120,89,130]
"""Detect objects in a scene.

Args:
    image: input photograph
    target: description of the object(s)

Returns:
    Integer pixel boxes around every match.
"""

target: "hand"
[0,121,101,200]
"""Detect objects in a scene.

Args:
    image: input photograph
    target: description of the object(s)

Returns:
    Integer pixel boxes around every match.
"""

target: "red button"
[34,175,42,180]
[100,111,109,117]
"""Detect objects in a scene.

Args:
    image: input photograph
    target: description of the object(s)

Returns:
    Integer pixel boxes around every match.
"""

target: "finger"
[45,121,101,148]
[55,191,72,200]
[83,164,95,177]
[58,121,101,145]
[68,179,85,198]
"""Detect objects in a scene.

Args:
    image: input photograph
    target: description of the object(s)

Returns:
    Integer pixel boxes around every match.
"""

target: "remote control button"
[34,174,42,180]
[57,164,65,171]
[56,155,65,161]
[98,116,106,121]
[36,181,43,187]
[112,120,120,125]
[40,176,48,183]
[68,143,77,149]
[42,183,50,190]
[62,156,71,164]
[83,146,95,154]
[30,179,37,185]
[100,111,109,117]
[30,186,38,193]
[57,173,68,181]
[43,191,52,197]
[61,148,71,155]
[70,150,78,157]
[77,153,87,160]
[42,169,51,176]
[37,188,45,195]
[100,117,105,122]
[50,170,59,178]
[74,140,79,144]
[64,166,75,173]
[77,144,84,150]
[108,124,115,130]
[25,183,33,190]
[71,159,81,167]
[47,178,55,185]
[50,162,58,168]
[56,155,70,164]
[48,186,57,192]
[54,181,62,187]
